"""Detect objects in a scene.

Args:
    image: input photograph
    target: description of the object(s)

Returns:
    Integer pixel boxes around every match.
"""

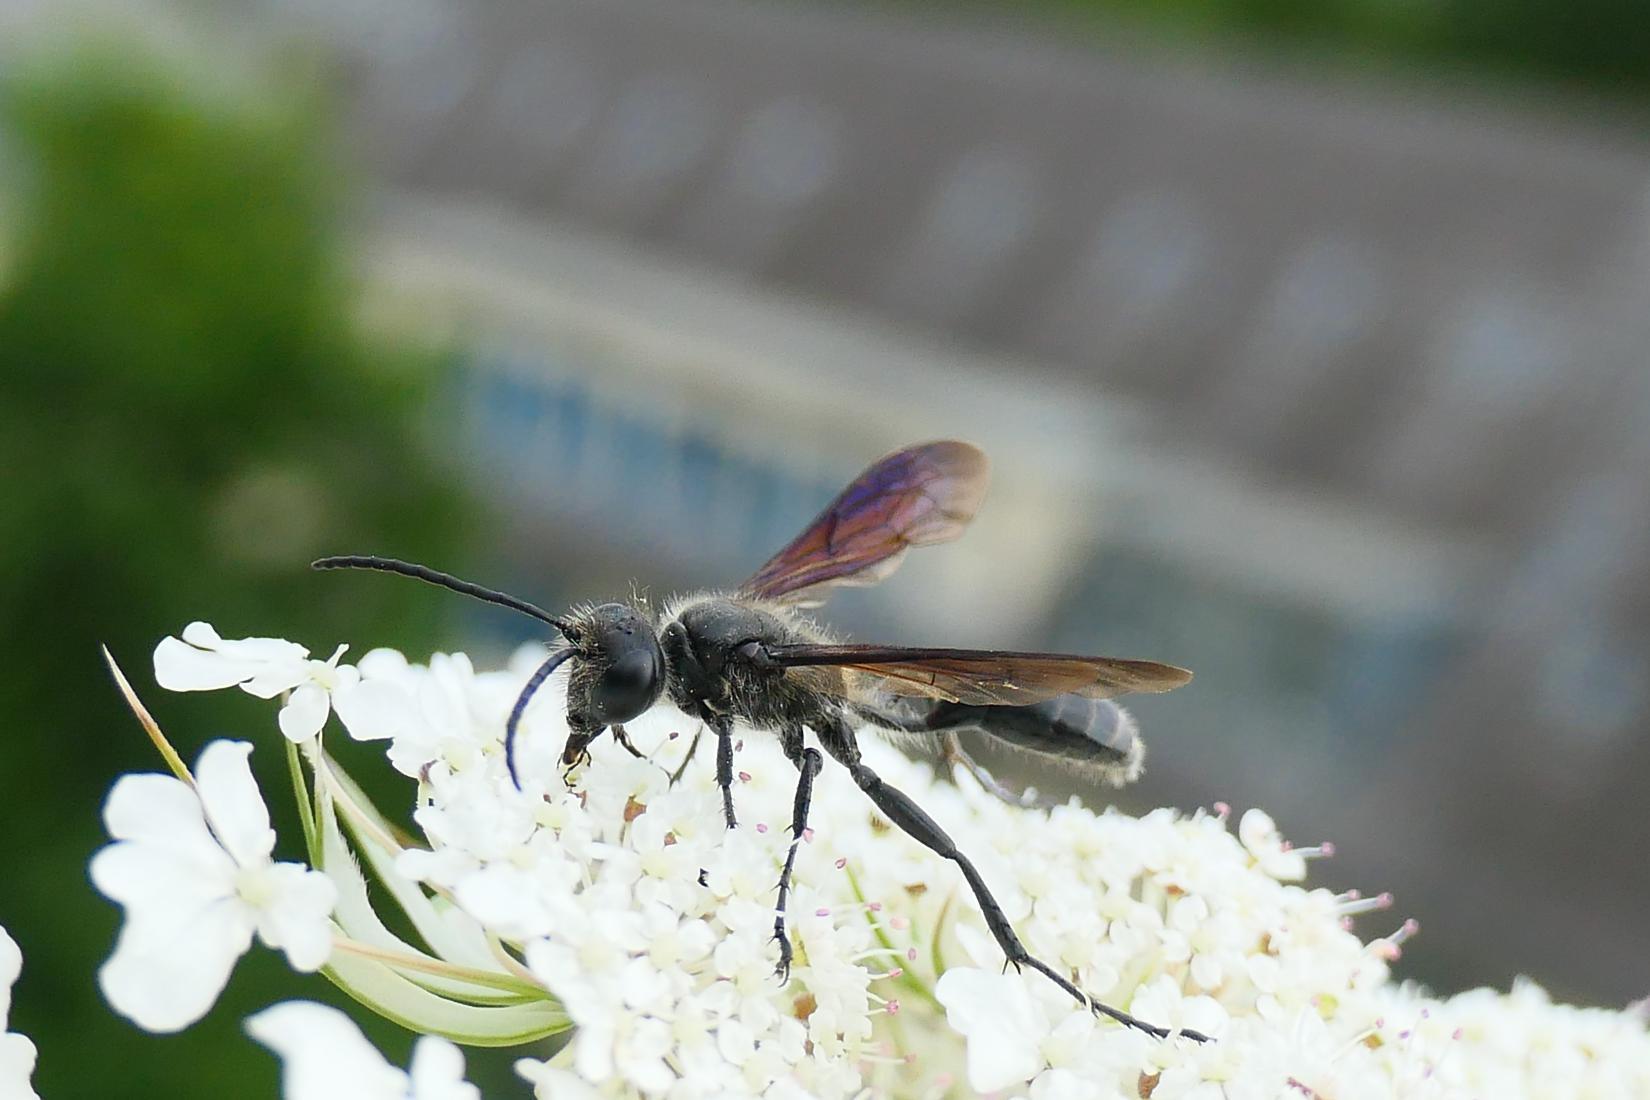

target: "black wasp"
[314,440,1203,1040]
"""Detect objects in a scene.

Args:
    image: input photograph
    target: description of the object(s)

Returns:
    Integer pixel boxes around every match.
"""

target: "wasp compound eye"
[594,645,664,724]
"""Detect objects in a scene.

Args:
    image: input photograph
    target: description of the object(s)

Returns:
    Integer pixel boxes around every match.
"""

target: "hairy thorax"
[658,592,836,729]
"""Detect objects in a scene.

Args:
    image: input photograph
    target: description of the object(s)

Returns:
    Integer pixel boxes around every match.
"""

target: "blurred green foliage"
[0,45,475,1098]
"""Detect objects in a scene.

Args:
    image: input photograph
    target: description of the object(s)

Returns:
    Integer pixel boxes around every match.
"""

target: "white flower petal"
[453,865,552,940]
[716,1017,756,1065]
[516,1061,606,1100]
[240,666,313,699]
[89,832,237,918]
[1190,952,1222,990]
[101,772,212,844]
[155,623,314,698]
[617,1017,674,1094]
[1029,1067,1092,1100]
[332,679,420,743]
[0,925,36,1100]
[180,621,223,647]
[0,926,20,1027]
[98,898,255,1032]
[247,1001,410,1100]
[1237,808,1277,848]
[254,864,337,972]
[357,648,411,679]
[93,774,238,915]
[408,1035,481,1100]
[0,1034,38,1100]
[573,1018,617,1084]
[225,636,313,667]
[951,921,1001,970]
[194,741,275,868]
[279,684,332,743]
[153,634,262,692]
[936,968,1047,1092]
[1180,994,1229,1040]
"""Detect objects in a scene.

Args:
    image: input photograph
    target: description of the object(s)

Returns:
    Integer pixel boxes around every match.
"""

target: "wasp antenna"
[311,555,570,633]
[505,647,577,789]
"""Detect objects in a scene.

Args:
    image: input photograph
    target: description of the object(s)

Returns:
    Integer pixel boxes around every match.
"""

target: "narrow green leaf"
[103,646,193,786]
[322,950,569,1047]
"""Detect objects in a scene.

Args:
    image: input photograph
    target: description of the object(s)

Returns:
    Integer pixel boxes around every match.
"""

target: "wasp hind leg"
[938,731,1045,809]
[816,712,1203,1042]
[861,702,1044,809]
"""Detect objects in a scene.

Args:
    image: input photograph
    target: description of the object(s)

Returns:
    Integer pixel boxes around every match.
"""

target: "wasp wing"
[761,643,1192,706]
[740,441,990,607]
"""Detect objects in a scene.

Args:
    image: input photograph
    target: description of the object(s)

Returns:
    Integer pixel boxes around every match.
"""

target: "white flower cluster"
[0,924,41,1100]
[88,624,1650,1100]
[312,643,890,1099]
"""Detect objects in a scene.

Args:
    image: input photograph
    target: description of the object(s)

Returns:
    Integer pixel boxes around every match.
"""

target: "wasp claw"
[771,922,796,983]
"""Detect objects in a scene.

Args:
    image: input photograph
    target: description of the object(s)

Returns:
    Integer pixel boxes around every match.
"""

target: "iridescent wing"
[740,441,990,607]
[759,643,1192,706]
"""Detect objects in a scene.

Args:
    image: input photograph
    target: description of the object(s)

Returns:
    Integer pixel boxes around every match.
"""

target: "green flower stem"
[928,891,955,986]
[287,737,321,867]
[846,867,941,1013]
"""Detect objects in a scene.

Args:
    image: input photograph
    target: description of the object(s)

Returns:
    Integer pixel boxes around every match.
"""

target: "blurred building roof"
[326,0,1650,534]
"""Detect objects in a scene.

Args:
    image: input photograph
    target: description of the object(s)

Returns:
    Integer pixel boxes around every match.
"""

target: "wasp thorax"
[660,600,780,711]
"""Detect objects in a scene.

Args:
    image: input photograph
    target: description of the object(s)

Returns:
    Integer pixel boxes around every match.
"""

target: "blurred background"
[2,0,1648,1095]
